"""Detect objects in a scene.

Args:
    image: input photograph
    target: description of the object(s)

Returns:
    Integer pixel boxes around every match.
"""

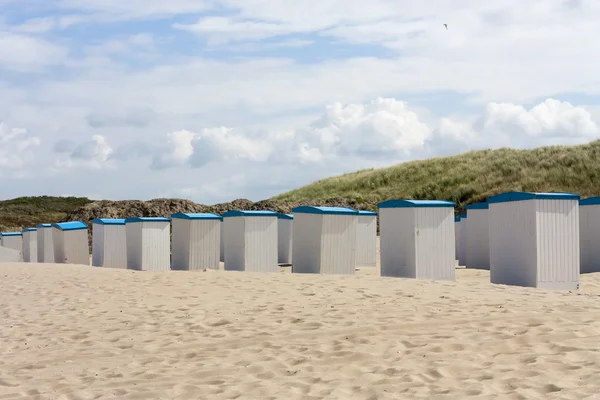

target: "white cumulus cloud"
[54,134,114,170]
[0,122,41,176]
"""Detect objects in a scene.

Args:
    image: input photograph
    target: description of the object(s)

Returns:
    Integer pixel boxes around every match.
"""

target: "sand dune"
[1,261,600,399]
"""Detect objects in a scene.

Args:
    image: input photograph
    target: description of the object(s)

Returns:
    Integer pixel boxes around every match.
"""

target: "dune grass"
[0,196,92,232]
[273,140,600,208]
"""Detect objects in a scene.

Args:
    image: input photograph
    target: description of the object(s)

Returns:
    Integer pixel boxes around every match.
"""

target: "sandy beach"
[1,260,600,399]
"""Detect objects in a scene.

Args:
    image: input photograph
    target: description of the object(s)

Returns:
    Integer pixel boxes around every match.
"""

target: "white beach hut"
[580,197,600,273]
[458,213,467,266]
[0,246,21,262]
[52,221,89,265]
[488,192,580,290]
[465,202,490,270]
[171,213,220,271]
[277,213,293,265]
[291,206,358,275]
[1,232,23,253]
[219,216,225,262]
[92,218,127,268]
[125,217,171,271]
[454,216,461,265]
[378,200,456,281]
[222,210,278,273]
[356,210,377,267]
[22,228,37,262]
[36,223,55,263]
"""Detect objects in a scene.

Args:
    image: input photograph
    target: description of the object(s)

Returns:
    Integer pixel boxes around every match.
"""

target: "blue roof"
[22,227,37,232]
[358,210,378,216]
[170,213,221,220]
[487,192,580,204]
[222,210,278,217]
[277,213,294,220]
[455,216,461,222]
[466,202,489,210]
[1,232,22,237]
[580,197,600,206]
[36,223,52,228]
[125,217,170,223]
[378,200,456,208]
[291,206,358,215]
[92,218,126,225]
[52,221,88,231]
[460,213,467,219]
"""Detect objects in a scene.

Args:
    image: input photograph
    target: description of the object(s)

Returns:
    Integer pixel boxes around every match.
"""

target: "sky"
[2,0,600,204]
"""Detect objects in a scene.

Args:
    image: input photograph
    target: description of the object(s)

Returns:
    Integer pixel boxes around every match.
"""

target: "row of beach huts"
[1,191,599,290]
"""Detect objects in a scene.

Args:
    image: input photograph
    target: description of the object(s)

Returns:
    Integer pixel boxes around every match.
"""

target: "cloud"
[0,32,68,71]
[86,108,158,129]
[139,97,600,176]
[54,135,114,170]
[430,98,600,154]
[0,123,41,176]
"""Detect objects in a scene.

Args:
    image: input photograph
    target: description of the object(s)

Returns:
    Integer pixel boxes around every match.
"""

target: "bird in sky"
[443,24,448,30]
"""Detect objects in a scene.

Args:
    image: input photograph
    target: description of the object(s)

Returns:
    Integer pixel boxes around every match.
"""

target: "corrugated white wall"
[291,214,322,274]
[52,228,65,263]
[96,225,127,268]
[380,208,416,278]
[458,219,467,266]
[465,209,490,270]
[490,200,539,288]
[355,215,376,267]
[92,224,104,267]
[320,215,357,275]
[580,204,600,273]
[143,222,170,271]
[58,230,89,265]
[22,231,37,263]
[244,217,278,273]
[454,220,460,262]
[2,236,22,252]
[224,217,245,271]
[126,222,170,271]
[0,247,21,262]
[126,222,143,270]
[414,207,455,281]
[220,220,225,262]
[37,227,54,263]
[490,199,579,290]
[380,208,454,280]
[172,219,220,271]
[277,219,293,264]
[535,199,579,290]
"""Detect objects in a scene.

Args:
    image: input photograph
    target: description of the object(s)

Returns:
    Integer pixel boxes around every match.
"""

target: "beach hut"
[125,217,170,271]
[52,221,89,265]
[454,216,461,265]
[355,210,377,267]
[92,219,127,268]
[458,213,467,266]
[1,232,23,253]
[22,228,37,262]
[291,206,358,275]
[580,197,600,273]
[465,202,490,270]
[277,213,293,264]
[488,192,580,290]
[171,213,220,271]
[36,223,54,263]
[220,216,225,262]
[378,200,456,281]
[222,210,278,272]
[0,246,21,262]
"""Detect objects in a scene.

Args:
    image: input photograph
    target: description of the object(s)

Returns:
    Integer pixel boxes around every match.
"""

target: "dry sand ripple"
[1,262,600,399]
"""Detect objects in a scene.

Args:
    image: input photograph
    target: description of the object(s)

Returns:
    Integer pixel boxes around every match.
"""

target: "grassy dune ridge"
[273,140,600,208]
